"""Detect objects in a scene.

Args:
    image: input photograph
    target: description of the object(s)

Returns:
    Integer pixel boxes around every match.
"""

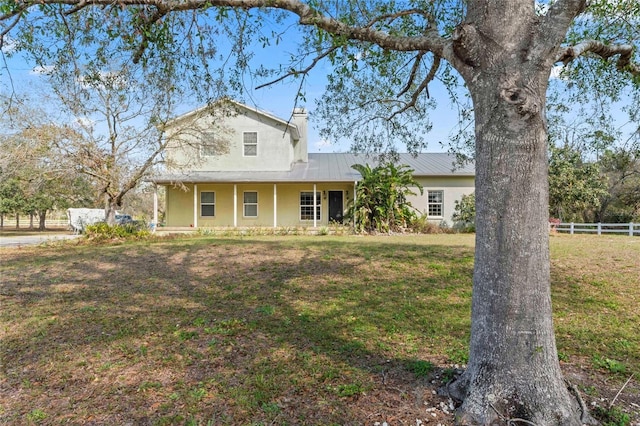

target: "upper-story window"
[243,132,258,156]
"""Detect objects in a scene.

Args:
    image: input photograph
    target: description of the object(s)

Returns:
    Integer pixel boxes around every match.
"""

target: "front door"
[328,191,344,224]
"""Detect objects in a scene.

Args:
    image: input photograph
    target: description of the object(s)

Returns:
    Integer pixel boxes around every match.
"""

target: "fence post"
[631,223,635,237]
[570,222,574,235]
[597,222,602,235]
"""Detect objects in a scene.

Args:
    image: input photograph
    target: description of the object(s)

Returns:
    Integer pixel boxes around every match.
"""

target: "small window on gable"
[427,190,444,218]
[243,132,257,156]
[201,191,215,217]
[200,132,218,157]
[243,191,258,217]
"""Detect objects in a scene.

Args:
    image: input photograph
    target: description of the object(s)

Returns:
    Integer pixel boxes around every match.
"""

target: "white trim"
[193,184,198,228]
[243,190,259,218]
[313,184,317,228]
[273,184,277,228]
[200,191,216,218]
[153,187,158,228]
[233,184,238,227]
[242,131,258,157]
[427,189,445,219]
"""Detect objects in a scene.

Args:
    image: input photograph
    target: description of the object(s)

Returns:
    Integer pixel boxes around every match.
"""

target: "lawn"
[0,233,638,425]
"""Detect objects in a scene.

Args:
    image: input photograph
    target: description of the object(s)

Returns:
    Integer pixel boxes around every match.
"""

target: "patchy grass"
[0,233,638,425]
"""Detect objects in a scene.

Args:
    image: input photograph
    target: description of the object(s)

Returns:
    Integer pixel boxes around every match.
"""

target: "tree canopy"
[2,0,639,424]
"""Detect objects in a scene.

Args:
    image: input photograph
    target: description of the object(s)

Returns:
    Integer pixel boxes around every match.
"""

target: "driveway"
[0,233,82,248]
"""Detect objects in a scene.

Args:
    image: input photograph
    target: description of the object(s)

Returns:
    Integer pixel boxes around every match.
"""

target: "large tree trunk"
[445,3,594,425]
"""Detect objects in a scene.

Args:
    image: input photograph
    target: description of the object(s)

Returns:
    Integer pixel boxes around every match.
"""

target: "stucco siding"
[409,176,475,223]
[167,109,297,173]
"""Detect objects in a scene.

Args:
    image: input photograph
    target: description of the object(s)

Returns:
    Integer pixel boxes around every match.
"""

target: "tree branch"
[556,40,640,76]
[389,55,441,121]
[255,45,338,90]
[1,0,452,59]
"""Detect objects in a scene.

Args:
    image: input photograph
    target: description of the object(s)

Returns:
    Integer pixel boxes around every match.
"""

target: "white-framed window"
[200,132,218,157]
[300,191,321,221]
[243,191,258,217]
[427,190,444,218]
[243,132,258,156]
[201,191,215,217]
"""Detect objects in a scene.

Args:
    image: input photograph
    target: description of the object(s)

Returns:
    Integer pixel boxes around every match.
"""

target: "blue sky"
[1,22,462,155]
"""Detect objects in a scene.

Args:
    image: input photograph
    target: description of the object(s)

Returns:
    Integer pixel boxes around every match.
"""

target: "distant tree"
[0,100,96,229]
[548,144,608,222]
[597,146,640,222]
[0,178,25,228]
[349,162,422,233]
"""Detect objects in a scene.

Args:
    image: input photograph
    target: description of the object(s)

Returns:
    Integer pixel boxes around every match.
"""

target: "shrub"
[84,222,150,242]
[452,192,476,232]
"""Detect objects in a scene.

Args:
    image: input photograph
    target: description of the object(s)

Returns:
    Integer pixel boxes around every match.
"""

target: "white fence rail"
[553,222,639,236]
[1,219,69,228]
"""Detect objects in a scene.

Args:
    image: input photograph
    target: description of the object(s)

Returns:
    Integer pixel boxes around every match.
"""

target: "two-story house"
[150,99,475,229]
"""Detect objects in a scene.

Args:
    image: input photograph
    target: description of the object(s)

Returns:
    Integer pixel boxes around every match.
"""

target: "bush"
[84,222,150,242]
[452,193,475,232]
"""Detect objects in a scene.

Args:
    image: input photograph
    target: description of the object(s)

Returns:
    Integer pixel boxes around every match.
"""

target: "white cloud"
[30,65,55,75]
[73,116,95,130]
[1,37,17,54]
[314,138,333,150]
[550,65,569,80]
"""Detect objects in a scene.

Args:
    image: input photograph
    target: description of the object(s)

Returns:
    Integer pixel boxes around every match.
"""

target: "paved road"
[0,233,82,248]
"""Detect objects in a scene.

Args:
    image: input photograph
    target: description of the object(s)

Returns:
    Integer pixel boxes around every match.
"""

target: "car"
[115,214,134,225]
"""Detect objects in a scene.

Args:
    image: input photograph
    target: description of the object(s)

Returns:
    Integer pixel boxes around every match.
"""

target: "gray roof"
[151,153,474,184]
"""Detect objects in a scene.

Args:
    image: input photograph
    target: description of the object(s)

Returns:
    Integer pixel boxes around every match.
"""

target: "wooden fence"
[553,222,639,236]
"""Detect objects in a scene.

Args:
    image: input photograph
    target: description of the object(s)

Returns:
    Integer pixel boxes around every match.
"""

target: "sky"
[0,16,463,155]
[1,4,636,155]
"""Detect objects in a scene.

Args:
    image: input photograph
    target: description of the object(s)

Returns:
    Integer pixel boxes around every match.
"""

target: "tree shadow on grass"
[1,236,476,424]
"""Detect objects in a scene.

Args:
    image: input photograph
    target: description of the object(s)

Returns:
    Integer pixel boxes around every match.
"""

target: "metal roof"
[151,152,474,184]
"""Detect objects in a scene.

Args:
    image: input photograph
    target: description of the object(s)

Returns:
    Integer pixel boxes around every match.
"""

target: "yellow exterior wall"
[164,183,355,228]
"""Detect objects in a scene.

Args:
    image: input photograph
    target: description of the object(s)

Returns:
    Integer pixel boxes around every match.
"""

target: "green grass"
[0,233,638,424]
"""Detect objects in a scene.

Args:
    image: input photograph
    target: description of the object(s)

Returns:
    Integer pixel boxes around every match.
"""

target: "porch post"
[153,185,158,230]
[313,183,317,228]
[273,184,277,228]
[353,181,358,229]
[233,184,238,227]
[193,184,198,228]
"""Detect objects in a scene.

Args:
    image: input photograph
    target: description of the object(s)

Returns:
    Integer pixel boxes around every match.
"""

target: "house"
[150,99,475,229]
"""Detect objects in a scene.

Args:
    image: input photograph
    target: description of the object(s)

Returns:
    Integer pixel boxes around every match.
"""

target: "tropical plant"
[348,162,422,233]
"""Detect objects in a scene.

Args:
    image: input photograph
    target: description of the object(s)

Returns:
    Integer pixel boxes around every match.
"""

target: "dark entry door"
[328,191,344,223]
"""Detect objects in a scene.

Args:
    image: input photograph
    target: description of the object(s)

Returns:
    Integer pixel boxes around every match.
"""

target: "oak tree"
[2,0,639,424]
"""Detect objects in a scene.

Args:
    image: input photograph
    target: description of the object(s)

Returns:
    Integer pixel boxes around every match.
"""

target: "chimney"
[291,107,308,162]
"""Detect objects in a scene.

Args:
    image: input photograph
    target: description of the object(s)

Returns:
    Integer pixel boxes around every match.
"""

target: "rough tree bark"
[445,2,594,424]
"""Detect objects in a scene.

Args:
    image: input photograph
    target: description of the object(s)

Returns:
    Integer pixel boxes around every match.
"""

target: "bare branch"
[389,55,441,121]
[255,45,339,90]
[556,40,640,76]
[397,51,426,97]
[363,8,434,30]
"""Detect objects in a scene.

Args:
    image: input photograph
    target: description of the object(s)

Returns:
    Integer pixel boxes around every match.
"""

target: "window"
[427,190,444,217]
[243,191,258,217]
[300,191,321,221]
[201,192,215,217]
[200,132,218,157]
[243,132,258,156]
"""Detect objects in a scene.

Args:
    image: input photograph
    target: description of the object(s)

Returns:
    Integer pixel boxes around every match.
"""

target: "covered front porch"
[152,181,358,229]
